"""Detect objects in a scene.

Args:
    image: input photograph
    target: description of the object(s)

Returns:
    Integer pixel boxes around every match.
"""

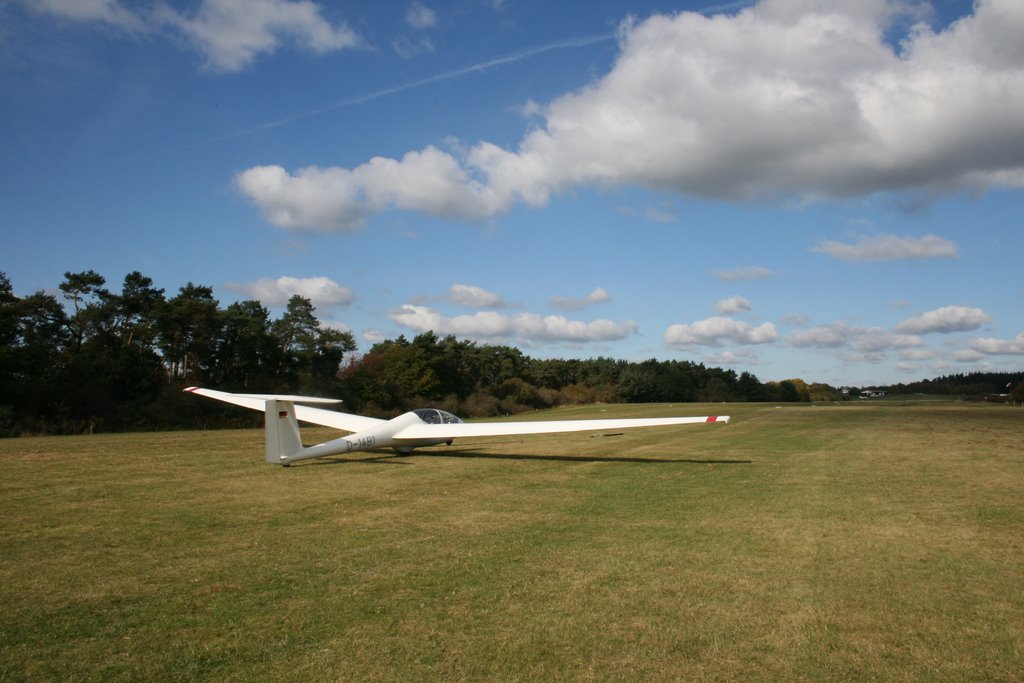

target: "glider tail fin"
[265,399,303,465]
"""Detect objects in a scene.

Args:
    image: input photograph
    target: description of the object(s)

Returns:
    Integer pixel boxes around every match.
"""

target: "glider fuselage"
[291,410,455,462]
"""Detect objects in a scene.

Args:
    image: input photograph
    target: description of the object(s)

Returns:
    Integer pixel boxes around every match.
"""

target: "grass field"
[2,401,1022,681]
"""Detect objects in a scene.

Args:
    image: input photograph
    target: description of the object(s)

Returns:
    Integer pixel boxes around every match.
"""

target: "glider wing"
[391,415,728,442]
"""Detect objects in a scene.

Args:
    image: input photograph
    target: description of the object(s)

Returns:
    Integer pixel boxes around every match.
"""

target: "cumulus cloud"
[664,316,778,348]
[894,305,990,334]
[362,328,388,345]
[26,0,360,72]
[447,284,507,309]
[235,147,504,232]
[319,318,352,333]
[226,275,356,308]
[952,348,986,362]
[788,323,921,352]
[406,2,437,30]
[157,0,361,72]
[811,234,959,262]
[715,295,752,315]
[29,0,145,31]
[548,287,611,312]
[969,331,1024,355]
[714,266,775,282]
[238,0,1024,231]
[390,304,638,345]
[899,348,936,361]
[852,328,922,353]
[392,34,435,59]
[788,324,849,349]
[704,349,762,366]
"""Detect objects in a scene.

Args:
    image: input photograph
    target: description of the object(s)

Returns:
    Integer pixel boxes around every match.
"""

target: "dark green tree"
[212,300,278,390]
[617,360,677,402]
[737,371,767,401]
[105,271,165,351]
[268,295,355,392]
[58,270,108,353]
[157,283,220,383]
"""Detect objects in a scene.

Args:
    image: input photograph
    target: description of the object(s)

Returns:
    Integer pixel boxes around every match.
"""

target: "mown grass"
[1,402,1022,681]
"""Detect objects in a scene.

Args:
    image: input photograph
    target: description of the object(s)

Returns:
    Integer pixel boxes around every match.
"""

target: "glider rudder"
[265,399,303,465]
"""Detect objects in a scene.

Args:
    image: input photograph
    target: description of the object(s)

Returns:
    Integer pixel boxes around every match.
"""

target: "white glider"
[185,387,729,466]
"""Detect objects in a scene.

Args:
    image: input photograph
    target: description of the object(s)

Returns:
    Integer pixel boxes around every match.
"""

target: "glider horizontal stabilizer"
[184,387,384,432]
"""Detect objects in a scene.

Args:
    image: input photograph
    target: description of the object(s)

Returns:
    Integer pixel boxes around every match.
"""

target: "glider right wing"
[392,415,728,441]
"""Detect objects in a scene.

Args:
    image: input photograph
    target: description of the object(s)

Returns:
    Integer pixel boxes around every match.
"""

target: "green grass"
[2,402,1023,681]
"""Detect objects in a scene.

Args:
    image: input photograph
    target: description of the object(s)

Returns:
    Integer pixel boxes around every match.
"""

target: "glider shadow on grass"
[307,444,751,466]
[434,449,752,465]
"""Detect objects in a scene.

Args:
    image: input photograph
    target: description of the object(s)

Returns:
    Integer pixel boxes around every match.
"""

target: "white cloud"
[548,287,611,312]
[970,331,1024,355]
[951,348,986,362]
[704,349,762,366]
[782,313,809,327]
[27,0,360,72]
[852,328,922,353]
[811,234,959,262]
[899,348,936,361]
[393,35,435,59]
[362,328,388,345]
[788,324,849,349]
[788,322,922,351]
[319,318,352,333]
[29,0,145,31]
[158,0,361,72]
[714,266,775,282]
[715,295,752,315]
[894,306,991,334]
[448,284,507,309]
[643,204,676,223]
[236,147,504,232]
[226,275,356,308]
[237,1,1024,230]
[389,304,638,345]
[406,2,437,30]
[664,316,777,348]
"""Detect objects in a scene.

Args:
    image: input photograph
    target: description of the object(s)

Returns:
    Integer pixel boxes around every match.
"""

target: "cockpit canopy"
[413,408,464,425]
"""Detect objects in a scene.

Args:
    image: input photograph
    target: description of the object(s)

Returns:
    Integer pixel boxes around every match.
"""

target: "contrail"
[213,32,615,142]
[212,1,755,143]
[698,0,755,13]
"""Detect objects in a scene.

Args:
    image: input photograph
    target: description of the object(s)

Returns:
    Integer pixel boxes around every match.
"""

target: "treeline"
[1,270,355,435]
[2,270,838,436]
[338,335,843,416]
[877,372,1023,400]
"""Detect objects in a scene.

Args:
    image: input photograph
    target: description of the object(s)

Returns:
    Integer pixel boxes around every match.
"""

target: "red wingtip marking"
[706,416,717,422]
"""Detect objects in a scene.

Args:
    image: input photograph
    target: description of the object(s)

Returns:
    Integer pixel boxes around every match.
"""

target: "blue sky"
[3,0,1023,387]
